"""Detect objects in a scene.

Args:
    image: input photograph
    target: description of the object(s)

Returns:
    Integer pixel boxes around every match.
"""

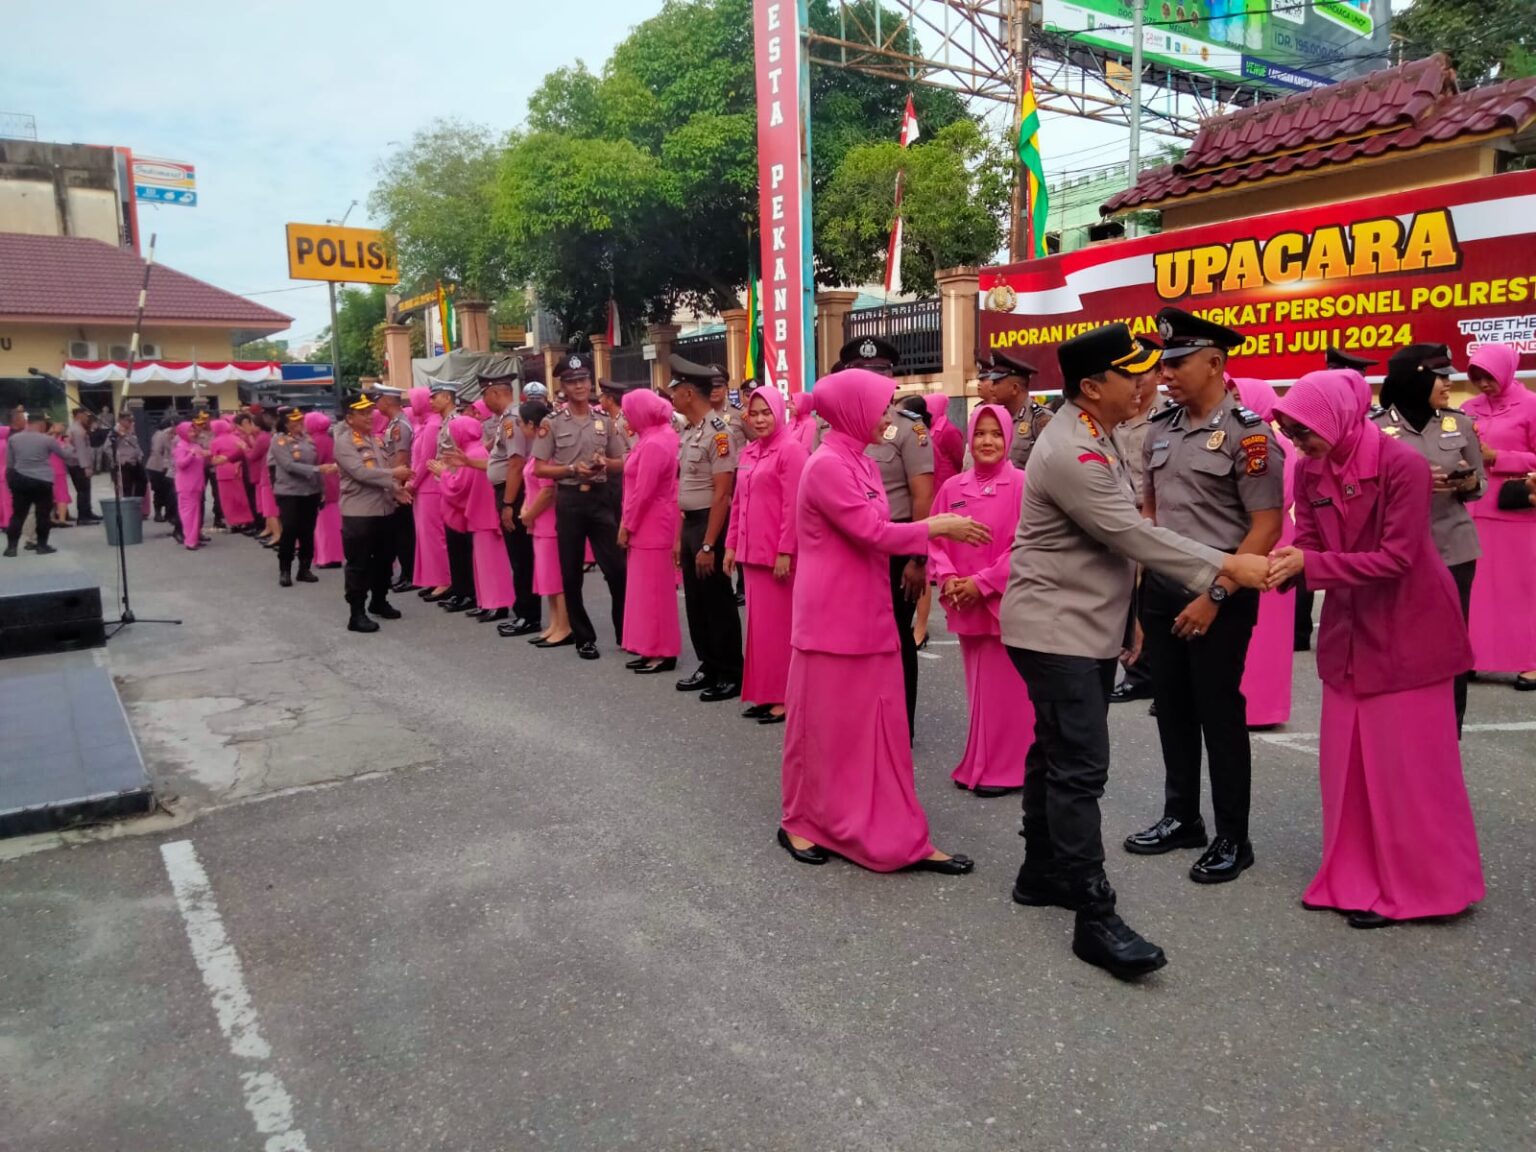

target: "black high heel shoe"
[777,827,829,865]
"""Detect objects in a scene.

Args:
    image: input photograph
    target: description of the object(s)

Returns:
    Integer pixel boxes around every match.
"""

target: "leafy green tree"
[1396,0,1534,87]
[307,285,387,388]
[817,120,1012,294]
[232,337,293,363]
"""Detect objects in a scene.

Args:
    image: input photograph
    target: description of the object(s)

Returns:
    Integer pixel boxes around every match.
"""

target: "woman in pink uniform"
[1230,376,1295,727]
[929,403,1033,796]
[777,368,989,874]
[50,423,72,525]
[787,391,818,454]
[246,416,280,546]
[1269,370,1483,928]
[725,385,808,722]
[303,411,344,568]
[438,415,514,618]
[519,398,571,646]
[1462,342,1536,689]
[913,392,966,650]
[0,426,12,529]
[208,419,254,531]
[406,388,451,599]
[172,422,209,549]
[618,387,682,671]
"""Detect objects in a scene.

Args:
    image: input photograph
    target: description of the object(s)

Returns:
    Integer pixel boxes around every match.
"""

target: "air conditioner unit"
[68,340,98,360]
[108,344,131,361]
[140,342,161,360]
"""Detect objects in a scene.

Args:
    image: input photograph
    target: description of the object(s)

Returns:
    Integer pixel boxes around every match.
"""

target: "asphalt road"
[1,511,1533,1152]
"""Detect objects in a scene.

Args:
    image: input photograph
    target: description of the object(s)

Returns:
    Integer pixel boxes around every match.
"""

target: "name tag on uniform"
[951,499,967,509]
[865,489,879,500]
[1310,497,1333,507]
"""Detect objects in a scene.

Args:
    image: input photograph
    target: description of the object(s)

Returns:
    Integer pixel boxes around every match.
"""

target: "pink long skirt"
[412,490,451,587]
[1304,678,1484,920]
[215,474,253,526]
[951,634,1033,791]
[781,648,935,872]
[471,528,515,610]
[313,500,343,566]
[1242,585,1294,726]
[622,546,681,658]
[255,471,279,519]
[51,457,70,505]
[533,532,562,596]
[1468,517,1536,672]
[176,489,202,548]
[742,564,794,706]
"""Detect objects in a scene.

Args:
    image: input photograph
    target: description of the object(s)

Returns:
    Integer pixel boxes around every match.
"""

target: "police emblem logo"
[568,355,581,368]
[883,424,898,441]
[594,420,605,433]
[1157,317,1174,340]
[859,339,878,360]
[1017,419,1030,439]
[1206,430,1226,450]
[1441,415,1458,432]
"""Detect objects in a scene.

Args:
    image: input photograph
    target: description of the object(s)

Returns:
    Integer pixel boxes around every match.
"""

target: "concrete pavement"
[1,512,1532,1151]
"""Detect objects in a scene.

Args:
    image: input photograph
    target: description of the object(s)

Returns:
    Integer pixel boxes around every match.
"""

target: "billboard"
[977,170,1536,389]
[1042,0,1391,93]
[132,156,197,207]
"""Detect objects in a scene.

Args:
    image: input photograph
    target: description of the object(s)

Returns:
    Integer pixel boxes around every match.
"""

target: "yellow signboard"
[285,223,398,285]
[396,288,439,316]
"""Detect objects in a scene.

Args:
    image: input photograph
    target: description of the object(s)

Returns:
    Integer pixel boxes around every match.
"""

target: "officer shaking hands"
[1124,307,1284,885]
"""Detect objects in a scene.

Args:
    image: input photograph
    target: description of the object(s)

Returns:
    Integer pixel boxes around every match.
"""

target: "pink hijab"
[813,369,893,454]
[744,384,786,445]
[1466,343,1522,414]
[923,392,950,430]
[449,414,486,454]
[304,411,335,466]
[175,421,194,442]
[966,403,1015,484]
[210,418,232,437]
[1273,369,1378,507]
[408,387,431,424]
[1229,376,1279,421]
[621,387,675,438]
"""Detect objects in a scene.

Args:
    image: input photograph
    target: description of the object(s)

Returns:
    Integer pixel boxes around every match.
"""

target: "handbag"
[1495,477,1535,512]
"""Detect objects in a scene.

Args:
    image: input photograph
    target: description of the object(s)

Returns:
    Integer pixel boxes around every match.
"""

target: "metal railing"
[674,332,728,369]
[609,344,650,384]
[842,299,942,376]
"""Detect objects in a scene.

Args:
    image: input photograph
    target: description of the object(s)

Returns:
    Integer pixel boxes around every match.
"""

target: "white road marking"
[1257,720,1536,751]
[161,840,311,1152]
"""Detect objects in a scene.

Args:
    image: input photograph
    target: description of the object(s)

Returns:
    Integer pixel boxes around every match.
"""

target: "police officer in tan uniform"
[334,392,413,633]
[1124,308,1284,885]
[669,358,744,701]
[1374,342,1485,731]
[840,336,933,740]
[999,323,1269,980]
[531,353,629,660]
[374,386,416,593]
[978,349,1053,470]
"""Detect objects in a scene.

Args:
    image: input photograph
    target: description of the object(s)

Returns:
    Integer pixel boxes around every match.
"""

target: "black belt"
[682,507,712,520]
[556,483,604,494]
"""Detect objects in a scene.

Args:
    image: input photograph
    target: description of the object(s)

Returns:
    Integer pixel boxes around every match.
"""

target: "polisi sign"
[285,222,399,286]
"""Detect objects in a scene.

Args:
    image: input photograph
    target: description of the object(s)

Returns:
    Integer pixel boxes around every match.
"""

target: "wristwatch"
[701,543,714,553]
[1207,584,1229,603]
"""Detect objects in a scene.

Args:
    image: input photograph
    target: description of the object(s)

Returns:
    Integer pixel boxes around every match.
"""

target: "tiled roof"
[0,233,291,332]
[1104,55,1536,213]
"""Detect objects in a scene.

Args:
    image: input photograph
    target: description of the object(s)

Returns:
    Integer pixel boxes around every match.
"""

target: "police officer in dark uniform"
[1123,307,1284,884]
[978,350,1054,470]
[1325,347,1376,373]
[375,386,416,593]
[668,358,744,699]
[840,335,934,740]
[333,392,413,633]
[530,353,629,660]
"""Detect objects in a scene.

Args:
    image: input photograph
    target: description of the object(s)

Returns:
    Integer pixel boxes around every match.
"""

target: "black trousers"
[494,482,540,624]
[1007,647,1118,886]
[68,465,95,519]
[148,469,175,525]
[889,549,919,741]
[1449,559,1476,735]
[1294,579,1315,651]
[7,475,54,547]
[340,515,394,609]
[277,494,320,572]
[390,504,415,584]
[445,526,476,603]
[554,485,627,647]
[207,471,224,526]
[681,508,743,682]
[118,462,147,499]
[1140,573,1260,841]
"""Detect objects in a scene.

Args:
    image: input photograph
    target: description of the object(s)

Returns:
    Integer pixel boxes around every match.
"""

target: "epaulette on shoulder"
[1440,405,1467,418]
[1235,407,1264,427]
[709,414,728,431]
[1149,405,1179,423]
[1367,405,1387,419]
[897,407,923,421]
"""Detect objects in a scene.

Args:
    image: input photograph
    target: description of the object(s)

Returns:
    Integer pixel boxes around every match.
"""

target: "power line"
[239,283,330,297]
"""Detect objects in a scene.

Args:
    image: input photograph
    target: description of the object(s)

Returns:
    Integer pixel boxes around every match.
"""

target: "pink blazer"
[790,437,928,655]
[246,431,272,483]
[620,426,681,549]
[1464,388,1536,524]
[441,444,499,533]
[410,413,441,495]
[523,456,558,540]
[725,431,808,566]
[929,463,1024,637]
[1294,432,1472,695]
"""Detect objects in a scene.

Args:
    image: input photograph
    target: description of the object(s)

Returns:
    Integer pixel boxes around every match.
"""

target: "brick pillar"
[589,334,611,383]
[646,323,681,392]
[814,290,860,379]
[936,266,980,397]
[721,308,748,388]
[542,344,564,391]
[383,324,413,393]
[457,300,490,353]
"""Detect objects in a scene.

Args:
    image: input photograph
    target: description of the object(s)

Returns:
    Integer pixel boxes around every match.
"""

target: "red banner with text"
[978,169,1536,390]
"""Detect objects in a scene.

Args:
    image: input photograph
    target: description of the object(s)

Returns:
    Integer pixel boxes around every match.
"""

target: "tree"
[817,120,1012,295]
[369,121,513,300]
[232,337,293,363]
[307,285,387,388]
[1396,0,1534,88]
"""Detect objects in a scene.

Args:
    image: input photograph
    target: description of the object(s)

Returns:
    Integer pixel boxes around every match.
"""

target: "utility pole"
[1128,0,1146,182]
[326,201,358,392]
[1009,0,1029,263]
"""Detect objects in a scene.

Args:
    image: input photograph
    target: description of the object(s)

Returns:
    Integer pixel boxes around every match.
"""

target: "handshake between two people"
[1216,548,1306,594]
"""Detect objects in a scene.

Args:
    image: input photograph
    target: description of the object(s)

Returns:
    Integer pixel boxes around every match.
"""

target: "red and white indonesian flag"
[885,95,920,296]
[606,299,623,347]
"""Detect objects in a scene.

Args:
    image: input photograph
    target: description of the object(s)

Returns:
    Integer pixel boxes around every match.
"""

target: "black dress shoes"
[1123,815,1208,856]
[699,681,741,703]
[368,600,402,620]
[758,712,785,725]
[1109,681,1153,703]
[1071,878,1166,980]
[675,670,714,692]
[742,703,772,719]
[634,658,677,674]
[973,784,1022,798]
[625,656,651,670]
[1347,910,1395,929]
[442,596,475,613]
[1189,837,1254,884]
[776,827,829,866]
[391,579,417,594]
[907,854,975,875]
[1011,865,1087,911]
[498,618,542,637]
[418,586,438,599]
[534,635,575,649]
[576,642,600,660]
[296,569,319,583]
[476,608,510,623]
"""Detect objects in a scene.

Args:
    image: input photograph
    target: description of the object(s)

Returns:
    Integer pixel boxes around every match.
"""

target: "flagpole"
[1010,1,1028,263]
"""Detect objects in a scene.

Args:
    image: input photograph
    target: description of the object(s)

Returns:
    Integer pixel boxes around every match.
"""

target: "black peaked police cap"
[1057,324,1162,389]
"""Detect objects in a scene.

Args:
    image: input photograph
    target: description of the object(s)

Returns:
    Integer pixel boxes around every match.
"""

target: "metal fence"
[842,299,942,376]
[610,344,650,384]
[674,331,728,370]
